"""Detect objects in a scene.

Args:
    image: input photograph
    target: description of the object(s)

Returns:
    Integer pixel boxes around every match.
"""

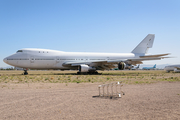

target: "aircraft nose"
[3,57,8,63]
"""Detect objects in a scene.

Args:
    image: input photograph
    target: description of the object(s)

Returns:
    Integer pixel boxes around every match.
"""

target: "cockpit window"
[17,50,23,53]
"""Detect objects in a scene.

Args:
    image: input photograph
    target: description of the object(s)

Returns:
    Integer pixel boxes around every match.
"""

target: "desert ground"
[0,70,180,120]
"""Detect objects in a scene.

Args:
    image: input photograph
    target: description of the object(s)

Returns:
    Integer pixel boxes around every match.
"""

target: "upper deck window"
[17,50,23,53]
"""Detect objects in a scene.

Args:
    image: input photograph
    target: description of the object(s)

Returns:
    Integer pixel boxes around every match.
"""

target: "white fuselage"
[3,48,135,70]
[164,65,180,72]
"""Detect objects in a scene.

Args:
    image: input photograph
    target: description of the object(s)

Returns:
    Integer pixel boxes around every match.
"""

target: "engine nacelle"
[118,62,126,70]
[79,65,96,72]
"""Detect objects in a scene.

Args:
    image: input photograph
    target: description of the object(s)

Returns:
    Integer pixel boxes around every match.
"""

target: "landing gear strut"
[24,70,28,75]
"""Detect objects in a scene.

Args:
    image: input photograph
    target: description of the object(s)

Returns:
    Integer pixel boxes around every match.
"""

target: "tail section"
[153,64,156,68]
[131,34,155,55]
[137,64,140,69]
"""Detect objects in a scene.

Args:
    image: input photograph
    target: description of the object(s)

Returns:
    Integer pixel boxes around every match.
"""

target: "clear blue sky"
[0,0,180,67]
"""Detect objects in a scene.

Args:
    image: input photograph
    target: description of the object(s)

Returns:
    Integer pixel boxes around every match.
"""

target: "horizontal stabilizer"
[139,53,170,58]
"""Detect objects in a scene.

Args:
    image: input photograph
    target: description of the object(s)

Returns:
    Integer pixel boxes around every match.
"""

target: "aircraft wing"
[63,53,170,69]
[63,60,107,66]
[63,59,127,70]
[63,59,127,66]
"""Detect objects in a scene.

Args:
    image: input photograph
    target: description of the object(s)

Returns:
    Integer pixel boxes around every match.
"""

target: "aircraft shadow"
[92,95,120,100]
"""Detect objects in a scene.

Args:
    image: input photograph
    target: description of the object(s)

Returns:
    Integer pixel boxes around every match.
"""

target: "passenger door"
[56,57,60,63]
[30,56,34,63]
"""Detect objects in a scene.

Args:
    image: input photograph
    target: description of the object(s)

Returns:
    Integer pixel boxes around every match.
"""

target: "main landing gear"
[24,70,28,75]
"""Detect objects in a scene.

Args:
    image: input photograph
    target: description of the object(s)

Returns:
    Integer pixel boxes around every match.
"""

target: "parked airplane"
[164,65,180,73]
[3,34,170,75]
[142,64,156,70]
[14,66,24,70]
[131,65,140,70]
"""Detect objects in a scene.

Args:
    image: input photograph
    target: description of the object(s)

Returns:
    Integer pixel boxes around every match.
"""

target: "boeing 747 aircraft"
[3,34,170,75]
[142,64,156,70]
[131,65,140,70]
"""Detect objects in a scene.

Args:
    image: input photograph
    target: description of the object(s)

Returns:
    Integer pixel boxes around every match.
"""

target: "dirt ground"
[0,82,180,120]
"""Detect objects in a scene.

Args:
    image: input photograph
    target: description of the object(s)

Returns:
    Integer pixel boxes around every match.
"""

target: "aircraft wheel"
[95,71,98,74]
[24,70,28,75]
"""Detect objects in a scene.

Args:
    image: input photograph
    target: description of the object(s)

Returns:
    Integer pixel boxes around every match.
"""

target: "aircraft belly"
[15,60,30,68]
[6,60,18,67]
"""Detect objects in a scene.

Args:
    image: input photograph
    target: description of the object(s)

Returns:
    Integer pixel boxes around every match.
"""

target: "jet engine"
[118,62,126,70]
[79,65,96,72]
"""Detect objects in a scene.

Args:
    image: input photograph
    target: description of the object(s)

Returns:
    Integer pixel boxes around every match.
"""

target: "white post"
[103,86,104,97]
[111,83,113,97]
[107,84,109,97]
[116,84,117,97]
[98,85,101,96]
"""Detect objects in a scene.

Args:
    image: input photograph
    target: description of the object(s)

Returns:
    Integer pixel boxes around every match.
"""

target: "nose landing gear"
[24,70,28,75]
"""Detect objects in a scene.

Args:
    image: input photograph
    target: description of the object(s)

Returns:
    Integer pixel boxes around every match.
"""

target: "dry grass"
[0,70,180,119]
[0,70,180,85]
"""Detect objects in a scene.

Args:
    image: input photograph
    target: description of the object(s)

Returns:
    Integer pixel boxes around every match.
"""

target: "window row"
[35,59,54,60]
[7,58,29,60]
[7,58,116,61]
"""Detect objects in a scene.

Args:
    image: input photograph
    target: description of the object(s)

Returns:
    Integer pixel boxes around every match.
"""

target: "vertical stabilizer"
[131,34,155,54]
[137,64,140,69]
[153,64,156,68]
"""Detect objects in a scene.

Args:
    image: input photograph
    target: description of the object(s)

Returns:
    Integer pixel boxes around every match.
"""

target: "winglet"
[131,34,155,55]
